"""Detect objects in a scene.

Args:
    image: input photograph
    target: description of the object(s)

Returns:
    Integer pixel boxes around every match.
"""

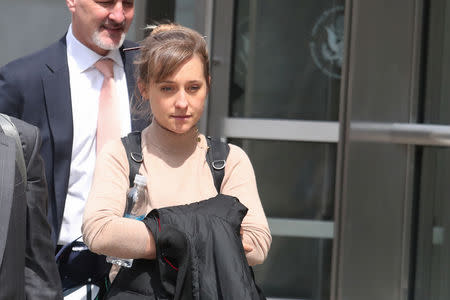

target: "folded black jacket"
[105,194,264,300]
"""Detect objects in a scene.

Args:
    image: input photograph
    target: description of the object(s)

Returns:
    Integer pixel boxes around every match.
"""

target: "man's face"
[67,0,134,55]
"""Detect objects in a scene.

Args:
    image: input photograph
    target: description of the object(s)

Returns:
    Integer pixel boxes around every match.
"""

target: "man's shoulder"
[0,37,67,75]
[121,39,140,61]
[123,39,139,48]
[7,116,38,164]
[8,115,37,133]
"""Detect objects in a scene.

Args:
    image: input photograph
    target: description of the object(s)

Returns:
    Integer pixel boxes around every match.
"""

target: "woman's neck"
[145,119,199,155]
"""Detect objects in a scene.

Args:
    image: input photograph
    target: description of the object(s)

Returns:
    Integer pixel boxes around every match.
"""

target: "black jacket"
[105,194,264,300]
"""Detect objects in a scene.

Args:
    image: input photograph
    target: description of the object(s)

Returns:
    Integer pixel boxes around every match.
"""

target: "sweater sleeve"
[221,144,272,266]
[82,140,155,259]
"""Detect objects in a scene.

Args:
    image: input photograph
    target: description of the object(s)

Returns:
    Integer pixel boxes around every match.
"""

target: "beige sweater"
[82,121,271,266]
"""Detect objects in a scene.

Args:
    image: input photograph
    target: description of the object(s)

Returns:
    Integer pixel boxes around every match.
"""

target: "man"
[0,115,62,299]
[0,0,147,247]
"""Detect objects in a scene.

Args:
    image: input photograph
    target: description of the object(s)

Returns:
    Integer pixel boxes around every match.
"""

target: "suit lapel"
[121,42,137,101]
[0,134,16,265]
[42,38,73,241]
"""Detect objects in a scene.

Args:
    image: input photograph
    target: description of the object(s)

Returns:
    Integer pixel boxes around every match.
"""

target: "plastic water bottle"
[106,174,148,268]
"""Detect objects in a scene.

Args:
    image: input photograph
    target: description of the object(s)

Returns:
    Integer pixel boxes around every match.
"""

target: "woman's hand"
[240,227,253,253]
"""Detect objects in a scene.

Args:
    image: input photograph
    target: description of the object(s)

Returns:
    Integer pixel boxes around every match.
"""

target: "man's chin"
[93,32,126,51]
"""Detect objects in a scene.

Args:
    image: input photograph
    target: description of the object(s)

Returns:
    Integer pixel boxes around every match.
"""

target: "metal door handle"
[350,122,450,146]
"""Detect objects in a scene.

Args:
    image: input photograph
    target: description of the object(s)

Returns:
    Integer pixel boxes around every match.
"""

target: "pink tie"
[95,58,121,153]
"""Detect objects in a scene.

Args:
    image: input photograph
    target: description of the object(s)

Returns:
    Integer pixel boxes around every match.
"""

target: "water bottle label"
[124,214,146,221]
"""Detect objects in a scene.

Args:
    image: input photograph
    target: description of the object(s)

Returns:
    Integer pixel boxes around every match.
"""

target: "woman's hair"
[136,23,210,90]
[132,23,210,119]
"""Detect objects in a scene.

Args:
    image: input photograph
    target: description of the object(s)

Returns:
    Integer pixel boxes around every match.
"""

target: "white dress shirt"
[59,24,132,245]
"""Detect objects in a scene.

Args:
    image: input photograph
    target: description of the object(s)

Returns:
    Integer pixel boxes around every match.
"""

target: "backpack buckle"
[131,152,143,163]
[212,160,226,170]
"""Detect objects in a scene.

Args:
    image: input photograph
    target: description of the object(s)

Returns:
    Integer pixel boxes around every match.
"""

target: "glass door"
[334,1,450,300]
[209,1,345,299]
[414,1,450,299]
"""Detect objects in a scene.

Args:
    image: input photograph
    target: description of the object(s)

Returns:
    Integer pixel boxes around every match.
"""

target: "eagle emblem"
[310,6,345,79]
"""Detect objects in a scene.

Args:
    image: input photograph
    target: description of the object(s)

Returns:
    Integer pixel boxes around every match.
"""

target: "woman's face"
[142,55,208,134]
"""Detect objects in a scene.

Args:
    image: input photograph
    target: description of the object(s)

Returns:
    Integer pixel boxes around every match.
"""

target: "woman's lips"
[171,115,191,120]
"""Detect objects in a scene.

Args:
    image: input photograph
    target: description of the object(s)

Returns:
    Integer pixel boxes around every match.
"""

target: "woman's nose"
[175,91,188,109]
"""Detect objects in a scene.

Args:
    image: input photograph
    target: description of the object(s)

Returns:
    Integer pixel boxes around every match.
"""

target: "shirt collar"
[66,24,124,73]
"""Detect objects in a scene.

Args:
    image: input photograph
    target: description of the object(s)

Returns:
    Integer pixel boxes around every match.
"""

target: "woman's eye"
[123,0,134,8]
[160,86,173,92]
[188,85,200,92]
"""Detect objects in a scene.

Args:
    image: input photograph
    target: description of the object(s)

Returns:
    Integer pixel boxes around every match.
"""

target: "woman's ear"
[138,80,147,99]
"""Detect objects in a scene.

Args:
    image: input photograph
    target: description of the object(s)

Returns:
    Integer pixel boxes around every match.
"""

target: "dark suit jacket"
[0,37,149,244]
[0,116,62,299]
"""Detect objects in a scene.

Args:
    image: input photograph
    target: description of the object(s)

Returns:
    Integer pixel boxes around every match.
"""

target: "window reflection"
[230,138,336,220]
[255,236,332,299]
[230,0,344,120]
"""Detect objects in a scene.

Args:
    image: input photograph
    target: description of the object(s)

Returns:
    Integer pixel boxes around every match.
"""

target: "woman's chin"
[173,127,193,135]
[166,124,194,135]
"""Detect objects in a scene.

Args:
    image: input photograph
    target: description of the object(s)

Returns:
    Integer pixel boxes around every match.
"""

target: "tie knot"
[95,58,115,79]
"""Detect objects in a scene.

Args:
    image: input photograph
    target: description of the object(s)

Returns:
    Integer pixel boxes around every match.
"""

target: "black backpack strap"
[206,136,230,193]
[121,131,143,188]
[121,133,228,192]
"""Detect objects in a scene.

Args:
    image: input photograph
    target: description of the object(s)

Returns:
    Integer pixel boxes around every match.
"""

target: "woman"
[82,24,271,290]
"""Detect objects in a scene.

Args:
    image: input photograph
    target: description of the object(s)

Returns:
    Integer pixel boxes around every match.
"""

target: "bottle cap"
[134,174,147,186]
